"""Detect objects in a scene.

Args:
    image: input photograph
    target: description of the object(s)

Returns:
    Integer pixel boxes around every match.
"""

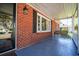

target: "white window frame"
[37,13,51,32]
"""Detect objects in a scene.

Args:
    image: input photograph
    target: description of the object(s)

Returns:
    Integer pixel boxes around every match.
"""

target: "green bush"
[0,32,5,34]
[75,24,78,31]
[61,30,68,35]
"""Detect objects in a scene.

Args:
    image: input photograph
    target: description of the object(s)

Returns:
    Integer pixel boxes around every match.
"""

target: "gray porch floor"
[16,34,78,56]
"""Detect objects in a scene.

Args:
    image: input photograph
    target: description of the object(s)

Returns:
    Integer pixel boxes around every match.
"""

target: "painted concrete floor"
[16,34,78,56]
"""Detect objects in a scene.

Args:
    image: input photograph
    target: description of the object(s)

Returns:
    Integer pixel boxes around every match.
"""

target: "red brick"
[17,3,51,48]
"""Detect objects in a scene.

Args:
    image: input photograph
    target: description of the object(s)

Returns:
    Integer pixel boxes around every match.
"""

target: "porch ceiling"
[30,3,77,20]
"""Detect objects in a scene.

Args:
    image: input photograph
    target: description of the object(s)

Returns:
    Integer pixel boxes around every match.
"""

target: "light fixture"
[23,5,28,15]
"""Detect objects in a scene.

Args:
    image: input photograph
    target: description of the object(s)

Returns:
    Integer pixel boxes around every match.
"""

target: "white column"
[72,16,74,33]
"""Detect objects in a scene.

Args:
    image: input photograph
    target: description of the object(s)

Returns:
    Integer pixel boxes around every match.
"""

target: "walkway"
[16,34,78,56]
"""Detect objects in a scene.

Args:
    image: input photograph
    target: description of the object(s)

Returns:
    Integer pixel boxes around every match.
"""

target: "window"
[0,3,16,54]
[42,18,47,31]
[37,13,51,32]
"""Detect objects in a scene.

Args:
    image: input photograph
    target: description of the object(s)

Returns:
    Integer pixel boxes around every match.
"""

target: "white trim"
[0,48,16,55]
[27,3,51,20]
[37,13,51,32]
[15,3,17,49]
[37,13,50,21]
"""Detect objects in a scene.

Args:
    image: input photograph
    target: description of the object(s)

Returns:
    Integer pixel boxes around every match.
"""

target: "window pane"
[37,16,40,31]
[42,18,46,31]
[47,21,51,31]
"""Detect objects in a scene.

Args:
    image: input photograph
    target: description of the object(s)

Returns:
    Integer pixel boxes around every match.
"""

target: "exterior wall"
[52,19,60,35]
[17,3,52,48]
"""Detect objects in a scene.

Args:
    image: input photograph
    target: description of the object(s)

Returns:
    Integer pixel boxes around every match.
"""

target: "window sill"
[37,30,51,33]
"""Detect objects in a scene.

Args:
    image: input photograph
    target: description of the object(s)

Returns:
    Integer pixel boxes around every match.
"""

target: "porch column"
[72,16,74,33]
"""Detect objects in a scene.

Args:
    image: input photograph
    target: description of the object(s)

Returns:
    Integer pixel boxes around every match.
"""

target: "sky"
[60,18,72,27]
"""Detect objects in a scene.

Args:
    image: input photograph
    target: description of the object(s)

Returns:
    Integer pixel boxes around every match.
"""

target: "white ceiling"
[30,3,77,20]
[0,3,77,20]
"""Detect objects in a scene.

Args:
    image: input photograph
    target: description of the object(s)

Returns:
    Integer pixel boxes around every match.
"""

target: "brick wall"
[17,3,52,48]
[52,19,60,35]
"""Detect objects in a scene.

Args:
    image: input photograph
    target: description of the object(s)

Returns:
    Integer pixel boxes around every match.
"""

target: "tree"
[75,24,78,31]
[0,14,12,33]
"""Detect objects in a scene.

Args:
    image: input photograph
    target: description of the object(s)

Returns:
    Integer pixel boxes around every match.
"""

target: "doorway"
[0,3,16,53]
